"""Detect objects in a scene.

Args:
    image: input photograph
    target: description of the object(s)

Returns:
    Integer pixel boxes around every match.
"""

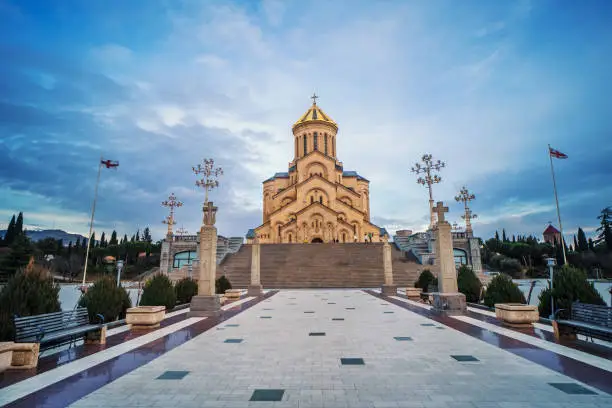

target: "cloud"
[1,0,611,244]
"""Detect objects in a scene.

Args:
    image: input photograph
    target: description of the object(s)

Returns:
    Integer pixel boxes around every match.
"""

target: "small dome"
[293,95,337,130]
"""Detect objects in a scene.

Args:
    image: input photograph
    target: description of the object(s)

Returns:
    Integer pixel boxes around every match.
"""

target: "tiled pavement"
[63,290,611,408]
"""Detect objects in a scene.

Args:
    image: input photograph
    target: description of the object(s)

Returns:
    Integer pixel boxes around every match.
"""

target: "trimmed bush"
[140,274,176,310]
[538,266,605,318]
[428,277,439,293]
[175,278,198,304]
[483,274,525,308]
[215,275,232,294]
[415,269,434,289]
[457,265,482,303]
[0,266,61,341]
[79,276,132,323]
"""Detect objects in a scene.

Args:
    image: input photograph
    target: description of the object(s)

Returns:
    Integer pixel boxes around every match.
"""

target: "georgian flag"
[101,159,119,168]
[549,147,568,159]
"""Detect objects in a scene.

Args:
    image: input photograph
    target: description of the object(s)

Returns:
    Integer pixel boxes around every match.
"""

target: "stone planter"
[126,306,166,329]
[225,289,241,300]
[3,342,39,369]
[405,287,422,300]
[495,303,539,327]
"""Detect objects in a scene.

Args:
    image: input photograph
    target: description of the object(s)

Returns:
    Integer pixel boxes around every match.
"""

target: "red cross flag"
[549,147,568,159]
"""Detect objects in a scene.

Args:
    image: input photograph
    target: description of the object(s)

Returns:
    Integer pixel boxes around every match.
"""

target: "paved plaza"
[1,290,611,408]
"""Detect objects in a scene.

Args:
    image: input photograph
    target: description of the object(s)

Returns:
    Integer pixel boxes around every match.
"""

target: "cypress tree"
[588,238,594,251]
[99,232,106,248]
[15,212,24,236]
[573,235,579,252]
[135,229,140,242]
[577,227,588,252]
[110,230,118,246]
[143,227,152,243]
[494,231,500,241]
[75,237,81,250]
[4,215,16,246]
[91,232,96,248]
[502,229,507,242]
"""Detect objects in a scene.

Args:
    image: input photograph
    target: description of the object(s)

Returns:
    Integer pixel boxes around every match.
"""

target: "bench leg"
[552,321,577,341]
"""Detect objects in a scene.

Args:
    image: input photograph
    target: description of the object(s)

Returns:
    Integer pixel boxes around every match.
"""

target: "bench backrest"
[14,308,90,341]
[571,302,612,328]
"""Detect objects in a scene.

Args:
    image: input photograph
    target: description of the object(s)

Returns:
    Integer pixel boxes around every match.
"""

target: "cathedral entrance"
[311,237,324,243]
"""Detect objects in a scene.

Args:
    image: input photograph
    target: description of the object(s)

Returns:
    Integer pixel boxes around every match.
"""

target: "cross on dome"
[434,201,449,224]
[311,92,318,105]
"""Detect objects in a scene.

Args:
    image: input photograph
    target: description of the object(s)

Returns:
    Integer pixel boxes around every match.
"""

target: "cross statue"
[434,201,449,224]
[311,92,318,105]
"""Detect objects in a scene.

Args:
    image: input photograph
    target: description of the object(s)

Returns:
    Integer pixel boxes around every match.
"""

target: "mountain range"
[0,229,86,243]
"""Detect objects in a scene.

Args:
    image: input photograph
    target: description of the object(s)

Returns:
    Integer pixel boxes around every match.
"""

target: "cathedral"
[248,96,388,244]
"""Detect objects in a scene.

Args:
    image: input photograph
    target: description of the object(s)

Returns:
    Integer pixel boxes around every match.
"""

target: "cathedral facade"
[248,97,388,244]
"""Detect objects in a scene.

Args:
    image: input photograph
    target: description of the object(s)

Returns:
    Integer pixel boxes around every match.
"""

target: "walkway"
[2,290,611,407]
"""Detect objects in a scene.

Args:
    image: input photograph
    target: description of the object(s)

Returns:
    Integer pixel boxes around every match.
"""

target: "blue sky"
[1,0,611,242]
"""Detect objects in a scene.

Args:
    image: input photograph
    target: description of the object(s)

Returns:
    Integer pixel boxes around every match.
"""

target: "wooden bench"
[553,302,612,342]
[14,308,106,353]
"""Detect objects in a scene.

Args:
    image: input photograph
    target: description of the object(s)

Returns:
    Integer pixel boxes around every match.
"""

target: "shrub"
[538,266,606,318]
[215,275,232,294]
[414,269,434,289]
[175,278,198,304]
[0,266,61,341]
[483,274,525,308]
[79,276,132,323]
[457,265,482,303]
[140,274,176,310]
[429,278,439,293]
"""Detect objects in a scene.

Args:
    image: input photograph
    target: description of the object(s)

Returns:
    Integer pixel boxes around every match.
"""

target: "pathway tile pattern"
[70,290,611,408]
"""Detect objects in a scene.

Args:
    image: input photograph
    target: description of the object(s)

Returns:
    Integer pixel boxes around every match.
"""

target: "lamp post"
[162,193,183,240]
[411,154,445,229]
[116,260,124,287]
[546,257,556,319]
[454,186,477,237]
[193,158,223,209]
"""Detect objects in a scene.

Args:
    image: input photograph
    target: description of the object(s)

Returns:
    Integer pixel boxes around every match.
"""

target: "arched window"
[324,134,328,155]
[313,132,318,150]
[453,249,468,266]
[173,251,197,269]
[319,196,323,204]
[303,134,307,155]
[288,234,292,243]
[310,196,314,204]
[342,233,346,242]
[278,225,281,239]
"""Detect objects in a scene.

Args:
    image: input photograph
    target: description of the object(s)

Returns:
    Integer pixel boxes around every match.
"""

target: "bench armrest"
[96,314,105,324]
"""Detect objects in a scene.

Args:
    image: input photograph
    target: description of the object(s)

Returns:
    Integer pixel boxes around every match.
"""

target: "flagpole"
[548,144,567,265]
[82,156,103,287]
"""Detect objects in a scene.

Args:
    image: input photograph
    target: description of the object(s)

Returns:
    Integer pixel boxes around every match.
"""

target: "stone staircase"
[218,243,422,288]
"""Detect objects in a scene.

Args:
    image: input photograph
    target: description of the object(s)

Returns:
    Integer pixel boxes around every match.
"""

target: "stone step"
[218,243,423,288]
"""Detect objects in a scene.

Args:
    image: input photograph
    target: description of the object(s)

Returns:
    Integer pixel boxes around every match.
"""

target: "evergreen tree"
[495,230,500,241]
[573,235,579,252]
[135,229,140,242]
[502,229,508,242]
[512,235,516,243]
[569,244,574,252]
[110,230,118,246]
[143,227,152,243]
[131,234,135,242]
[90,232,96,248]
[0,234,35,276]
[15,212,24,236]
[68,241,73,257]
[123,234,128,245]
[588,238,595,251]
[596,207,612,251]
[75,237,81,250]
[4,215,16,246]
[56,239,64,256]
[99,232,106,248]
[577,227,589,252]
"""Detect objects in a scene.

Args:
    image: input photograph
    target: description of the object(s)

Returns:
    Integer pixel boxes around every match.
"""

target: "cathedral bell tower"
[292,93,338,162]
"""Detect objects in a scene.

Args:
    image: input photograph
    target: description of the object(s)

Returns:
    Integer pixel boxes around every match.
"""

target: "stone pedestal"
[405,287,422,300]
[188,202,221,317]
[495,303,538,327]
[248,284,263,297]
[248,241,263,297]
[380,240,396,295]
[189,295,222,317]
[432,292,466,315]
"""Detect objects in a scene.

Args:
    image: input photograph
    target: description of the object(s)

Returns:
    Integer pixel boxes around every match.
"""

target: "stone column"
[431,201,466,315]
[381,238,397,295]
[188,202,222,317]
[160,240,171,275]
[247,239,263,296]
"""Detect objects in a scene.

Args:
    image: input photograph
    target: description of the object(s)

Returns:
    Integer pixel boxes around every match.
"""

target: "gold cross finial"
[311,92,318,105]
[434,201,449,224]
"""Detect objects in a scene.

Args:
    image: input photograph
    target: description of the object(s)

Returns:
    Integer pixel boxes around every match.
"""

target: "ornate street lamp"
[162,193,183,239]
[193,158,223,206]
[454,186,477,237]
[411,154,445,228]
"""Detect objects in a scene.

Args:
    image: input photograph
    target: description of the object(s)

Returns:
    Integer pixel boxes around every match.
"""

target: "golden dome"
[293,94,337,130]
